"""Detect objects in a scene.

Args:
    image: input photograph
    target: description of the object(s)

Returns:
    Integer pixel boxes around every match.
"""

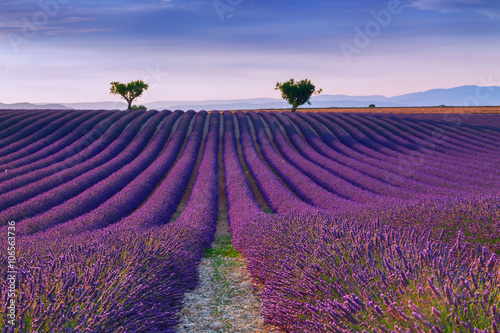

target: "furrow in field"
[369,114,500,179]
[233,112,281,213]
[320,113,468,177]
[0,110,42,129]
[358,113,499,161]
[0,110,59,140]
[272,111,425,200]
[111,111,207,230]
[169,111,211,223]
[12,111,173,235]
[0,110,67,149]
[0,111,150,217]
[0,111,98,165]
[307,112,467,189]
[315,112,495,191]
[221,111,266,253]
[0,111,125,184]
[0,111,113,170]
[117,111,220,251]
[0,111,84,158]
[325,113,498,185]
[286,112,453,197]
[234,111,314,213]
[360,114,500,184]
[394,114,500,149]
[26,111,197,237]
[246,111,352,211]
[259,111,381,203]
[394,115,500,160]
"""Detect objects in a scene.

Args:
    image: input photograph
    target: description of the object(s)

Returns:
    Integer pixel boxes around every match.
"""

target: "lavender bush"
[242,211,500,332]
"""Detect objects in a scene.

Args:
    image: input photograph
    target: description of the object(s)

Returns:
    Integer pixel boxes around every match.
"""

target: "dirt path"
[176,218,284,333]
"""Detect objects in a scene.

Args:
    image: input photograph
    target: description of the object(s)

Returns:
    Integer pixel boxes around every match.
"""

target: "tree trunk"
[127,100,132,110]
[291,102,297,112]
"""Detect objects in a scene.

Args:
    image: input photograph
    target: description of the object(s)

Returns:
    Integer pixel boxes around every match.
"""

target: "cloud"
[409,0,500,18]
[0,0,206,34]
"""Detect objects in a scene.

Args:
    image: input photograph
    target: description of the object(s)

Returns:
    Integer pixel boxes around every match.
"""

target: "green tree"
[275,78,322,112]
[110,80,149,110]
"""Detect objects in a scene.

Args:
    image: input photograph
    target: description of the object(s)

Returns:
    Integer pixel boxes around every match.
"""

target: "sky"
[0,0,499,104]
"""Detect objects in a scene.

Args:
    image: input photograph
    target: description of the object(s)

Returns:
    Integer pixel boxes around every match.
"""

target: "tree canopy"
[275,78,322,112]
[110,80,149,110]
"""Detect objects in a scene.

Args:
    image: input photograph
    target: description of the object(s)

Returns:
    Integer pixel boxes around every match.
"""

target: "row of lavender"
[224,111,500,332]
[0,110,219,332]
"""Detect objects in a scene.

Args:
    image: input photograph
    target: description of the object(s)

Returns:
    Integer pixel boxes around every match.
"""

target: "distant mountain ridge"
[0,102,71,110]
[2,85,498,111]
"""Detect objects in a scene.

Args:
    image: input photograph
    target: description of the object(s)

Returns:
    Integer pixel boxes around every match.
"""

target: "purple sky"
[0,0,499,104]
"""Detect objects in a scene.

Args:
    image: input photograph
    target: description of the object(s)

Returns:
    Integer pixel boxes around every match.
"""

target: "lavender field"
[1,109,499,332]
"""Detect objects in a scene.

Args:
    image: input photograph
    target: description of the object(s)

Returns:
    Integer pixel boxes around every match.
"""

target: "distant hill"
[2,85,498,111]
[0,102,72,110]
[390,85,500,106]
[63,101,127,110]
[142,85,500,110]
